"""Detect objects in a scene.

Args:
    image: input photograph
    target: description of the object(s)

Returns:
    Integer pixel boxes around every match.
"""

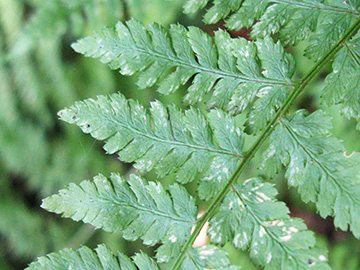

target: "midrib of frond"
[272,0,360,15]
[87,194,195,224]
[279,119,355,198]
[113,42,295,86]
[83,112,243,158]
[231,185,304,267]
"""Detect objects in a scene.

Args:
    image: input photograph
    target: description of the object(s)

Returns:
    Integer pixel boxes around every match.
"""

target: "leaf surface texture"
[209,178,331,269]
[42,173,197,262]
[261,110,360,237]
[58,93,244,199]
[26,244,159,270]
[71,19,295,119]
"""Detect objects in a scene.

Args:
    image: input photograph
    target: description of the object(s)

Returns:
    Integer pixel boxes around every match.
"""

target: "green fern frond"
[322,32,360,127]
[58,93,244,197]
[26,244,239,269]
[208,177,330,270]
[303,1,360,59]
[261,110,360,238]
[26,244,159,270]
[184,0,241,24]
[186,0,360,53]
[41,173,197,262]
[182,0,360,129]
[71,19,295,117]
[182,245,240,270]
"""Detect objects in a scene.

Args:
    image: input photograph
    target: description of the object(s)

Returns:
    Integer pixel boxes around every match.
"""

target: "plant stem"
[170,15,360,270]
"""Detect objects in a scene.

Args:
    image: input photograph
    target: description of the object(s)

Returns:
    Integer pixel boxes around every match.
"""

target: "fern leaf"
[183,0,209,14]
[188,0,359,53]
[250,0,359,55]
[41,173,197,262]
[27,244,239,270]
[209,178,330,270]
[321,32,360,127]
[184,0,242,25]
[71,19,295,116]
[58,93,244,198]
[304,11,355,60]
[261,110,360,238]
[181,245,240,270]
[26,244,159,270]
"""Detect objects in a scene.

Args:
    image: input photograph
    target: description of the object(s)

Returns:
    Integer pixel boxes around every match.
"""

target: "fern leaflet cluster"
[185,0,360,128]
[58,93,244,199]
[261,110,360,237]
[27,244,238,270]
[27,244,161,270]
[42,173,197,262]
[209,178,330,269]
[71,18,295,133]
[26,1,360,269]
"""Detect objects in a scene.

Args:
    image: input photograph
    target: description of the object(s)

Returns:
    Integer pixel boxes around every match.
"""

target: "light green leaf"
[226,0,267,30]
[209,178,331,270]
[321,32,360,127]
[71,19,294,115]
[183,0,209,14]
[245,37,294,133]
[58,93,244,198]
[261,110,360,238]
[41,173,197,262]
[202,0,242,25]
[305,12,354,60]
[26,244,158,270]
[187,0,359,56]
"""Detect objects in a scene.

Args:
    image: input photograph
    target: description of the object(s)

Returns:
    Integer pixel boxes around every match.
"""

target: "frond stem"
[170,15,360,270]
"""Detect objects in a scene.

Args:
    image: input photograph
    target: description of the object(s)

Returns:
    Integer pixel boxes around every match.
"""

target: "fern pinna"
[28,1,360,269]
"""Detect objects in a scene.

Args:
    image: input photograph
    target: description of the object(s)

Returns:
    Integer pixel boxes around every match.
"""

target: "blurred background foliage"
[0,0,359,269]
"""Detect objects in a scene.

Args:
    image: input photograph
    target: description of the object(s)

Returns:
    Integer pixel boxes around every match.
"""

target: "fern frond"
[248,1,359,58]
[186,0,360,54]
[71,19,295,117]
[322,32,360,127]
[261,110,360,238]
[208,177,330,270]
[181,245,240,270]
[26,244,159,270]
[41,173,197,262]
[184,0,241,24]
[58,93,244,197]
[27,244,239,269]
